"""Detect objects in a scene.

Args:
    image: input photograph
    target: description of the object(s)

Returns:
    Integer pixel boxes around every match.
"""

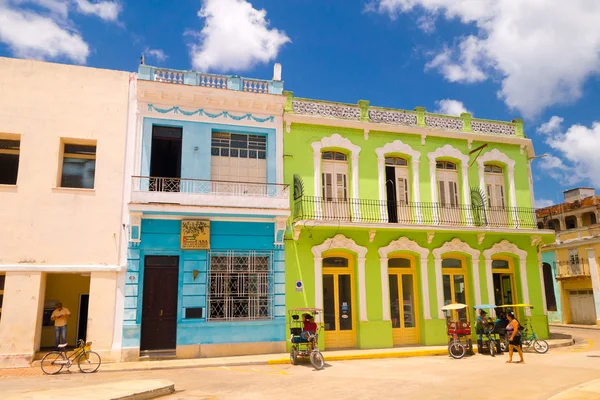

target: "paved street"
[1,327,600,400]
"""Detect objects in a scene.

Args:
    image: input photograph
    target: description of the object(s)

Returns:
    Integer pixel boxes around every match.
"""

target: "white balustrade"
[243,79,269,93]
[153,69,184,84]
[199,74,227,89]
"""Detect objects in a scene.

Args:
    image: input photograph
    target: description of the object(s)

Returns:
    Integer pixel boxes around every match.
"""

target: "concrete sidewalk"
[550,323,600,330]
[549,379,600,400]
[6,379,175,400]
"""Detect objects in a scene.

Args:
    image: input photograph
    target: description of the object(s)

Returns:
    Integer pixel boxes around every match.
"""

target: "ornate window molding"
[427,145,471,225]
[312,134,361,220]
[375,141,422,223]
[311,234,368,322]
[483,240,531,315]
[432,238,481,318]
[378,237,431,320]
[477,149,519,228]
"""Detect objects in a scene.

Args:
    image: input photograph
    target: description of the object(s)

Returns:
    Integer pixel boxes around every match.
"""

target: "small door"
[150,126,182,192]
[436,162,461,224]
[485,165,508,226]
[141,256,179,351]
[322,256,356,349]
[569,290,596,325]
[385,157,411,223]
[322,152,350,220]
[389,260,419,345]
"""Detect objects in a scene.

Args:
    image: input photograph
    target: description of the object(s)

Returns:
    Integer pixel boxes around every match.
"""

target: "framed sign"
[181,220,210,250]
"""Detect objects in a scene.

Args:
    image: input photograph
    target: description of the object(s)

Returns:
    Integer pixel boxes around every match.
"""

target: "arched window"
[321,151,349,219]
[385,156,410,223]
[484,164,506,209]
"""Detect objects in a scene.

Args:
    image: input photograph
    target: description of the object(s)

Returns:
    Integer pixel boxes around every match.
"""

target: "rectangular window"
[210,132,266,183]
[60,142,96,189]
[0,138,20,185]
[207,251,273,321]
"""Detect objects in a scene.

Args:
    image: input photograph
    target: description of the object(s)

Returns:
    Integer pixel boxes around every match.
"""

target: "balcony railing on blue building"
[138,65,284,95]
[293,196,537,229]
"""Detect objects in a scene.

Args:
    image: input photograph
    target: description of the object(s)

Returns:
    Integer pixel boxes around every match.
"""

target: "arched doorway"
[322,254,356,349]
[388,255,419,345]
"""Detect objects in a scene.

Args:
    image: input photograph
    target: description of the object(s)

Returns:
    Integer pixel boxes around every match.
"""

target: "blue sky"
[1,0,599,207]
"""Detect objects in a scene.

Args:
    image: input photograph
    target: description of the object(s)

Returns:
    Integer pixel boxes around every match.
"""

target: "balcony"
[131,176,289,210]
[138,65,284,95]
[554,259,591,280]
[293,196,538,229]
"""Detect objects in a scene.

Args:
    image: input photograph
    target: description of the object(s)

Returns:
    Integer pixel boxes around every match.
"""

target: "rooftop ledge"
[284,92,525,138]
[137,63,284,95]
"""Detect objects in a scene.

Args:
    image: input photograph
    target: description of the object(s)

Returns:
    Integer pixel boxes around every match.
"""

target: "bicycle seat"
[58,343,68,348]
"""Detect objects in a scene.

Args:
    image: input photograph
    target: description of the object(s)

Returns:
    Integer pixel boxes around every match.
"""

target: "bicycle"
[499,320,548,354]
[40,339,102,375]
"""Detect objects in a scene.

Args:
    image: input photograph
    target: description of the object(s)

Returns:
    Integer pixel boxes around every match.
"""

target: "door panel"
[390,272,419,345]
[486,172,508,225]
[395,167,411,223]
[141,256,179,351]
[323,271,356,349]
[437,170,461,224]
[322,161,349,220]
[569,291,596,324]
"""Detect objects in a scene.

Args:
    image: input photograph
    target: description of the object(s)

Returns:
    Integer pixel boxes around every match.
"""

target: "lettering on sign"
[181,220,210,250]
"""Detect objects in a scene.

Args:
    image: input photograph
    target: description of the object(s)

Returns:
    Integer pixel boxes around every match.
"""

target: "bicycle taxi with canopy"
[442,303,473,359]
[288,307,325,370]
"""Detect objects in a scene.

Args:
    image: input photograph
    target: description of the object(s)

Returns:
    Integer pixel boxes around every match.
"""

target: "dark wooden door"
[140,256,179,351]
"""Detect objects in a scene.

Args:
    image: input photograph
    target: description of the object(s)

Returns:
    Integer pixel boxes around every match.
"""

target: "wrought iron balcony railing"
[554,259,590,279]
[293,196,537,229]
[132,176,289,199]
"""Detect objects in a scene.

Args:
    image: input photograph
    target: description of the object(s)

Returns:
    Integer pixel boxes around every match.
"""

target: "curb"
[547,379,600,400]
[550,324,600,331]
[267,349,448,365]
[119,383,175,400]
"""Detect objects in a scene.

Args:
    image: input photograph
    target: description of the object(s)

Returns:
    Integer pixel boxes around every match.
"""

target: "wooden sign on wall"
[181,220,210,250]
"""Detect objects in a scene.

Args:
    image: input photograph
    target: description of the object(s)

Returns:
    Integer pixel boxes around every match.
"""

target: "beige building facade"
[0,57,134,367]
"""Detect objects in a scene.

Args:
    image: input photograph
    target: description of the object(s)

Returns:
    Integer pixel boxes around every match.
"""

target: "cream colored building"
[0,57,134,367]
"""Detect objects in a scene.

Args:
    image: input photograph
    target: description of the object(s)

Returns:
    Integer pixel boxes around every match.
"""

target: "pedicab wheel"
[310,351,324,370]
[499,339,508,353]
[533,339,549,354]
[40,351,65,375]
[448,342,466,359]
[290,346,298,365]
[489,340,495,357]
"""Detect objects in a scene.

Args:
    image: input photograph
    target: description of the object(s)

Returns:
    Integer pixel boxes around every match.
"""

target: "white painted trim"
[130,191,290,210]
[483,240,530,315]
[477,149,518,228]
[484,259,494,305]
[311,234,368,322]
[312,134,361,220]
[420,257,431,320]
[143,214,276,223]
[428,145,471,225]
[275,115,284,185]
[0,264,125,272]
[378,237,430,320]
[433,238,481,318]
[586,248,600,320]
[129,203,291,217]
[111,270,127,353]
[376,141,422,223]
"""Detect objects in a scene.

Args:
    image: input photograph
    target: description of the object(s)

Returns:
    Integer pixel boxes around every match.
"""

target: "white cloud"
[14,0,69,18]
[416,15,435,33]
[536,117,600,188]
[370,0,600,117]
[73,0,120,22]
[537,116,564,135]
[188,0,290,72]
[145,48,167,62]
[434,99,470,116]
[535,198,554,209]
[0,4,89,63]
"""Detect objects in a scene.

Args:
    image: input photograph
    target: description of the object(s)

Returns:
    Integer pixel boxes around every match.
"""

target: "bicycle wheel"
[499,339,508,353]
[310,351,324,370]
[448,342,466,359]
[78,350,101,373]
[533,339,549,354]
[290,346,298,365]
[41,351,65,375]
[489,339,495,357]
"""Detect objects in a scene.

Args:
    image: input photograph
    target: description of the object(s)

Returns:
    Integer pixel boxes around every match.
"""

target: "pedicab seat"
[290,327,309,343]
[447,320,471,336]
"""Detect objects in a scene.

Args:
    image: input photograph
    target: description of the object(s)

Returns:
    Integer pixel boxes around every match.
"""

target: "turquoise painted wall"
[123,219,285,348]
[141,117,277,184]
[542,251,562,323]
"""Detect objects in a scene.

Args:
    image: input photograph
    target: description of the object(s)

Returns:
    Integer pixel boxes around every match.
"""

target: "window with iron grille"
[207,251,273,321]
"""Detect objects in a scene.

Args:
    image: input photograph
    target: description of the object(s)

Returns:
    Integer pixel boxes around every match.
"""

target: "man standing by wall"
[51,302,70,350]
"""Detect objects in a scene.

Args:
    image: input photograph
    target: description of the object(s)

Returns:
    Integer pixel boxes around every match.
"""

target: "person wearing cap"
[301,313,317,341]
[50,302,71,350]
[475,309,489,353]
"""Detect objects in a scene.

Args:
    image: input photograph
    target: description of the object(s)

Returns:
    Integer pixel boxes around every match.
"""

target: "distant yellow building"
[537,188,600,325]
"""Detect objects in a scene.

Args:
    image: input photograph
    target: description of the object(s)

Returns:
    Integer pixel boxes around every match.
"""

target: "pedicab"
[288,308,325,370]
[472,304,501,356]
[497,304,548,354]
[442,303,473,359]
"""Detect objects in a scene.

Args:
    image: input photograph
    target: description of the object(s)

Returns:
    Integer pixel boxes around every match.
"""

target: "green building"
[283,93,555,349]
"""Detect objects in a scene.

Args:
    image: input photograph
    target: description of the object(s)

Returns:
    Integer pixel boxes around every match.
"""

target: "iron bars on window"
[207,251,274,321]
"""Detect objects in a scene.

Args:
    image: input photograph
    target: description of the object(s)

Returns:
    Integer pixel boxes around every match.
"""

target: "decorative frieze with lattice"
[368,109,418,126]
[292,100,360,120]
[471,120,516,135]
[425,115,464,131]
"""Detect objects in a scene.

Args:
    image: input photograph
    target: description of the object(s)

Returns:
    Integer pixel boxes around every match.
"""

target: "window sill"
[52,187,96,195]
[0,184,18,192]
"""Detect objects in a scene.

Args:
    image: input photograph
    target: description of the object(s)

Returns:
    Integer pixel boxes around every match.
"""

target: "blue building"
[120,64,289,360]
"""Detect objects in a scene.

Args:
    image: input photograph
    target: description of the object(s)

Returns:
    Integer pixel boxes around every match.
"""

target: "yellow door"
[323,256,356,349]
[388,257,419,345]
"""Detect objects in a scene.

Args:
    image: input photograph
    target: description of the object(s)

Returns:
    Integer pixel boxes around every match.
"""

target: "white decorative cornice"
[433,238,480,259]
[311,133,361,158]
[483,240,527,261]
[375,140,420,161]
[312,234,367,258]
[427,144,469,164]
[379,237,429,259]
[477,148,516,170]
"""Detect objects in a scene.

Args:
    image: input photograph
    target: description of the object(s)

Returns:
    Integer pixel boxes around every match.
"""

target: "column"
[313,152,322,220]
[380,258,390,321]
[508,165,519,228]
[377,157,388,223]
[435,257,444,319]
[472,257,482,306]
[358,257,367,322]
[519,257,532,316]
[537,249,548,315]
[421,257,431,319]
[87,272,118,359]
[351,155,361,221]
[485,258,494,305]
[461,163,473,225]
[586,248,600,323]
[314,257,323,323]
[429,161,439,224]
[412,159,422,223]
